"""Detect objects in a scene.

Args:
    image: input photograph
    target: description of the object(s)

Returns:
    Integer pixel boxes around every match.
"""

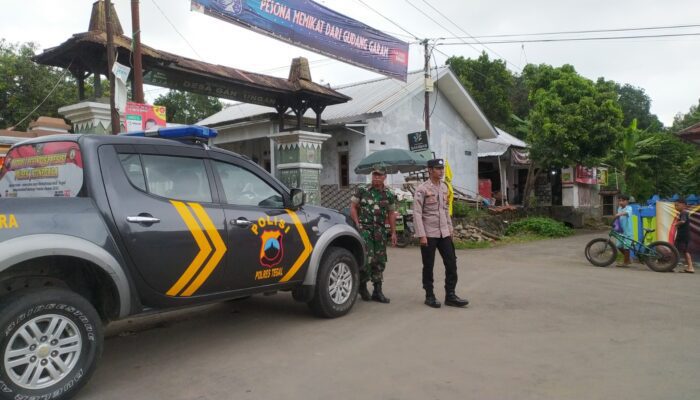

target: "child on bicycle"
[614,194,634,267]
[674,199,694,273]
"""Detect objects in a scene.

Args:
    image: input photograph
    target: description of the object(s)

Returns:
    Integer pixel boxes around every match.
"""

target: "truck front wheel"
[308,247,359,318]
[0,288,103,400]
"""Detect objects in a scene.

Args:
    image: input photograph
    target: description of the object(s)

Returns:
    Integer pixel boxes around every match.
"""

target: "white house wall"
[364,89,479,194]
[320,129,367,185]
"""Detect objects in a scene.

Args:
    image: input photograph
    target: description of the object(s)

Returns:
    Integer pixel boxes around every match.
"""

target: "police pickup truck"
[0,126,364,400]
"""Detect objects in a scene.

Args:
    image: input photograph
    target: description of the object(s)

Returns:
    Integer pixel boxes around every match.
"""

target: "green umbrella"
[354,148,429,175]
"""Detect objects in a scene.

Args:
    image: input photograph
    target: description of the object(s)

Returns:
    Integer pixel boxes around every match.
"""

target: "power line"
[150,0,204,59]
[353,0,421,40]
[444,23,700,40]
[402,0,485,59]
[420,0,522,71]
[438,31,700,45]
[9,61,74,130]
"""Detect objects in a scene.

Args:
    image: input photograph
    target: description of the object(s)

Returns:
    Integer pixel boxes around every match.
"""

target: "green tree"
[509,75,531,122]
[446,52,514,128]
[0,40,81,130]
[526,64,624,168]
[606,119,659,194]
[520,64,624,206]
[672,98,700,132]
[154,90,223,125]
[615,83,663,131]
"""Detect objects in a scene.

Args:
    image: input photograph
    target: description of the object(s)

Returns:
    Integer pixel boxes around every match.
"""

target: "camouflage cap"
[371,164,387,175]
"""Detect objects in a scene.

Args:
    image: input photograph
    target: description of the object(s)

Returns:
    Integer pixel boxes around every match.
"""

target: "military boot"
[371,282,390,303]
[424,292,441,308]
[358,281,371,301]
[445,291,469,307]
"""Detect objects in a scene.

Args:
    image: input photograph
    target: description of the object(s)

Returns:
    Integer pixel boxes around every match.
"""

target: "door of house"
[551,169,563,206]
[602,194,616,216]
[339,152,349,187]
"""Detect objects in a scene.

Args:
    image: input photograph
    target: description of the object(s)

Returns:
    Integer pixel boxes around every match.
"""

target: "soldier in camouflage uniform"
[350,165,398,303]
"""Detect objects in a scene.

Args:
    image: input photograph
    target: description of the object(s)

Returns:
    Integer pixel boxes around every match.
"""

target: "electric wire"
[438,31,700,45]
[150,0,204,59]
[443,23,700,40]
[9,60,74,130]
[429,45,439,118]
[354,0,421,40]
[403,0,485,59]
[421,0,521,71]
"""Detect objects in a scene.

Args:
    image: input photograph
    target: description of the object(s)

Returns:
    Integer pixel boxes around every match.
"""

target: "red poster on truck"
[0,141,83,198]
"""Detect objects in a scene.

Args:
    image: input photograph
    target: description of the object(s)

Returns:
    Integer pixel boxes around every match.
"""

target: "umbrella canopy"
[354,148,429,174]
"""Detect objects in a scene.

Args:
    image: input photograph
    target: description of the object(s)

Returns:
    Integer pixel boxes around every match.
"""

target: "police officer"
[350,165,398,303]
[413,159,469,308]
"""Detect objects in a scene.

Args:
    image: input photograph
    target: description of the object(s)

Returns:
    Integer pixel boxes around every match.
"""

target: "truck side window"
[213,161,283,208]
[118,154,147,191]
[118,153,212,203]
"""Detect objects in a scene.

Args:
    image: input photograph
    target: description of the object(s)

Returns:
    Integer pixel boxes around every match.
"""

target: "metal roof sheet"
[478,127,528,157]
[200,67,498,140]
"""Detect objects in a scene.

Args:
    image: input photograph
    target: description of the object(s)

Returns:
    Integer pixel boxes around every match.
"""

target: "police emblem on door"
[259,230,284,268]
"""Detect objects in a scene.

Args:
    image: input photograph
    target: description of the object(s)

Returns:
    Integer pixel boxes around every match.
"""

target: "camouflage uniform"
[351,185,397,283]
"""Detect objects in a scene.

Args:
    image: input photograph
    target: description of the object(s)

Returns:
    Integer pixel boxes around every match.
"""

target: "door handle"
[127,215,161,224]
[232,218,253,227]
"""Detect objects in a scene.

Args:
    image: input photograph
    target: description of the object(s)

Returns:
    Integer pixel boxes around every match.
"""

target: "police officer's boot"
[424,291,441,308]
[358,281,371,301]
[371,282,390,303]
[445,291,469,307]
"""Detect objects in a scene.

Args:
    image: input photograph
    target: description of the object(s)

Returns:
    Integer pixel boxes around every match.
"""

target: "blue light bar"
[123,125,218,139]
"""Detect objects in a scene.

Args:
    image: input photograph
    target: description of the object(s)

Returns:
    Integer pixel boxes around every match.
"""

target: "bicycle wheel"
[585,238,617,267]
[395,230,410,248]
[643,241,680,272]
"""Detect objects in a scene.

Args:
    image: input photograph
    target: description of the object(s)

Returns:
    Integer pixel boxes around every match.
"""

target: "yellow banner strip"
[181,203,228,296]
[166,201,212,296]
[279,210,312,282]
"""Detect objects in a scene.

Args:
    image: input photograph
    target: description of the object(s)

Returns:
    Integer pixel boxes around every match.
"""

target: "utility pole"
[423,39,431,137]
[105,0,120,134]
[131,0,145,103]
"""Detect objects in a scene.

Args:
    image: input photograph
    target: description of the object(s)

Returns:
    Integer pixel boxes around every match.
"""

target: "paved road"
[80,232,700,400]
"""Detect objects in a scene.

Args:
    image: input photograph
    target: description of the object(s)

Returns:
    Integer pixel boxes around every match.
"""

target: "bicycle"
[584,225,679,272]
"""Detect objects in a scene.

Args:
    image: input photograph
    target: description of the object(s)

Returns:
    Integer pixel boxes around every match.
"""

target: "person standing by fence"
[674,199,695,273]
[614,194,634,267]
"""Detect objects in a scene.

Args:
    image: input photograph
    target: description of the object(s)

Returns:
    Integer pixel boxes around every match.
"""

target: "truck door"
[100,145,229,303]
[209,156,312,290]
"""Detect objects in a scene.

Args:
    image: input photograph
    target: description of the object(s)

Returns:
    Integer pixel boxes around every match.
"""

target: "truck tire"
[0,288,103,400]
[308,247,359,318]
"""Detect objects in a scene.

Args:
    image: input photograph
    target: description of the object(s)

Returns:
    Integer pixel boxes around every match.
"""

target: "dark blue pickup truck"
[0,126,364,400]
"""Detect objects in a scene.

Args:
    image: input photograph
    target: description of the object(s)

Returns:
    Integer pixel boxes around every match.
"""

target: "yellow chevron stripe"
[279,210,313,282]
[181,203,228,296]
[166,201,212,297]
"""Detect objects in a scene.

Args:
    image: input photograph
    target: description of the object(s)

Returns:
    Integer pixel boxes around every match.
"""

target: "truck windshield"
[0,141,84,198]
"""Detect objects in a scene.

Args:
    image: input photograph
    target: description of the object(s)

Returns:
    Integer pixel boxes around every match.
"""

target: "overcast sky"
[1,0,698,126]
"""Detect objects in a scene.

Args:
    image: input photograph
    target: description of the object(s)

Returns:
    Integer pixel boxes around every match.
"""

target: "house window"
[339,152,349,187]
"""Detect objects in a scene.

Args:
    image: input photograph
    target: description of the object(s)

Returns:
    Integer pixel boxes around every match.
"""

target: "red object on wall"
[478,179,492,199]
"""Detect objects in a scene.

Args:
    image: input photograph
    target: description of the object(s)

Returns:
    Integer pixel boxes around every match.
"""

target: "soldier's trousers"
[420,236,458,293]
[360,228,388,284]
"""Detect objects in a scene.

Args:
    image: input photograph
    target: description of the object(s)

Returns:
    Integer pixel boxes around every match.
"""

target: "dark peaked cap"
[427,159,445,168]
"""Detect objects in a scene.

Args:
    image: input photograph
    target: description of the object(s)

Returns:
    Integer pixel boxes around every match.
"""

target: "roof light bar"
[123,125,218,140]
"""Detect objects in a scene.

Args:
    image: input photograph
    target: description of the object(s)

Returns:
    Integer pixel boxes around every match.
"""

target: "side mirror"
[289,188,305,209]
